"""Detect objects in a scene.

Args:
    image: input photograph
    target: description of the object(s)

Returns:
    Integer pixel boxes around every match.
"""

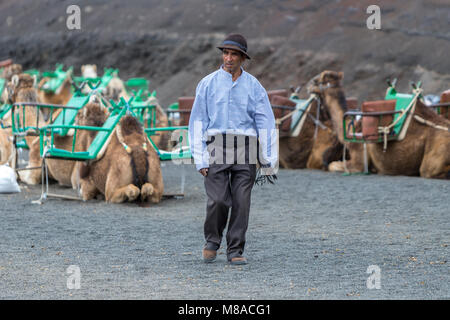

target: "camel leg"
[18,137,42,185]
[143,154,164,204]
[328,160,345,172]
[419,145,450,179]
[103,168,140,203]
[80,178,99,201]
[278,156,290,169]
[306,149,322,170]
[106,184,140,203]
[140,182,155,202]
[0,130,12,165]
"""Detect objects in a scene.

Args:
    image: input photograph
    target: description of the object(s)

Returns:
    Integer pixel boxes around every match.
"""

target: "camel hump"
[78,102,109,127]
[116,115,149,188]
[119,115,144,136]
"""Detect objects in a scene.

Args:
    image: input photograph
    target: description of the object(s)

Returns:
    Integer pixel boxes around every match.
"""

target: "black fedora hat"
[217,33,251,59]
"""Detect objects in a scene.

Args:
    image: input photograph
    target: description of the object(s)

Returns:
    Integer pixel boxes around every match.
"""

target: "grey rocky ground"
[0,163,448,299]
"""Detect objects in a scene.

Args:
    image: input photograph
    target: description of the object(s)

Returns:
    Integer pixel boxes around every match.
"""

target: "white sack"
[0,165,20,193]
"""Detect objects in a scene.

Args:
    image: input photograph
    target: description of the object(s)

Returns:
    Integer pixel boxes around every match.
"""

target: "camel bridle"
[317,80,341,92]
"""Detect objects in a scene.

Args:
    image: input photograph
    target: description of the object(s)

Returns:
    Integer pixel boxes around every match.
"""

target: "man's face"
[222,48,245,74]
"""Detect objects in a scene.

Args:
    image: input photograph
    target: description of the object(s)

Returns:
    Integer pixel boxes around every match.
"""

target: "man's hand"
[199,168,209,177]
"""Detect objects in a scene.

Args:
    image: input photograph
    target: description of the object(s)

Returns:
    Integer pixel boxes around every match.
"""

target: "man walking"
[188,34,278,265]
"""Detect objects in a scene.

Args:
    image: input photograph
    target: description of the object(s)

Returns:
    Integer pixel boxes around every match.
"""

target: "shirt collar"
[219,65,245,81]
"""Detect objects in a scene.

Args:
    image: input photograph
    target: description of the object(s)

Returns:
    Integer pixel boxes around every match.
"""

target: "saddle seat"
[439,89,450,119]
[346,99,396,141]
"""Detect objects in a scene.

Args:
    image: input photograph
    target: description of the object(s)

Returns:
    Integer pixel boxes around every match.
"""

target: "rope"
[313,97,321,139]
[275,108,297,126]
[116,125,132,154]
[413,115,449,132]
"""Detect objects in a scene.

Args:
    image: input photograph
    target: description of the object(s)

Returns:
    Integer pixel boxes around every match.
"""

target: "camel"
[0,127,12,165]
[103,76,130,102]
[7,74,47,184]
[78,112,164,203]
[81,64,98,78]
[270,91,343,170]
[308,70,450,179]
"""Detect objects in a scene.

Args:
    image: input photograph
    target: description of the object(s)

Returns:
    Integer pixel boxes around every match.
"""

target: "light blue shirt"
[188,66,278,171]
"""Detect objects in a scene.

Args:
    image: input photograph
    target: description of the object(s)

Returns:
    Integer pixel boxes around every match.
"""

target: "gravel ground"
[0,162,448,300]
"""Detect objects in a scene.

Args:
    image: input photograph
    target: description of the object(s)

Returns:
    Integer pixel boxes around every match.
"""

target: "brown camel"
[308,70,450,179]
[78,113,164,203]
[7,74,47,184]
[102,76,130,102]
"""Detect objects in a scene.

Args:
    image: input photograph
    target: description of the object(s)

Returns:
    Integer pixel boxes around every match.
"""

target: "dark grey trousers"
[203,163,256,260]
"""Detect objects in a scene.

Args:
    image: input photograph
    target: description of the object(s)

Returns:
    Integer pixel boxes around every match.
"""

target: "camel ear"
[81,65,85,73]
[93,65,97,72]
[338,72,344,80]
[11,74,19,87]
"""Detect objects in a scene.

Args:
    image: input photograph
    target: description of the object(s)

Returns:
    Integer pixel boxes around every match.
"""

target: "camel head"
[7,73,38,103]
[305,71,348,144]
[307,70,347,111]
[77,102,109,128]
[81,64,98,78]
[2,64,23,81]
[103,77,128,102]
[307,70,343,94]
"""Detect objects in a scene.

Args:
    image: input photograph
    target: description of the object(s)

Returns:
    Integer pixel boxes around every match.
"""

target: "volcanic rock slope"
[1,0,449,106]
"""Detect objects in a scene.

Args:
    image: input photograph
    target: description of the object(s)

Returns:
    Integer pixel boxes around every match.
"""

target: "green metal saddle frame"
[72,68,119,92]
[0,104,12,123]
[0,78,6,101]
[11,86,100,152]
[144,126,191,161]
[40,106,126,160]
